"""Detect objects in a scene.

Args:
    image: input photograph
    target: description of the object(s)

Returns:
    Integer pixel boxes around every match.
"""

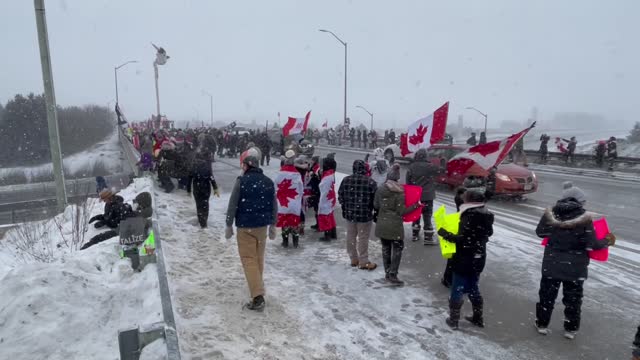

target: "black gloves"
[438,228,452,239]
[89,214,104,224]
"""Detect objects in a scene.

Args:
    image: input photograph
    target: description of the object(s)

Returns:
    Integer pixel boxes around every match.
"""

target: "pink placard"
[541,218,609,262]
[402,185,424,222]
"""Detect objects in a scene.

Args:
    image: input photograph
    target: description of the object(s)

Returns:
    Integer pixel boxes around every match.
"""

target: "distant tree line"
[0,93,114,167]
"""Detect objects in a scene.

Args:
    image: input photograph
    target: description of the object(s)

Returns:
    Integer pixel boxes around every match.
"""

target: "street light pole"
[319,29,348,128]
[114,60,137,105]
[356,105,373,130]
[152,43,169,126]
[202,90,214,126]
[34,0,67,211]
[465,106,488,135]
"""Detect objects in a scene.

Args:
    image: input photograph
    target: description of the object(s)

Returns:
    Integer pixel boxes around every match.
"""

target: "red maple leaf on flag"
[327,187,336,207]
[277,178,298,207]
[468,141,501,157]
[408,124,428,146]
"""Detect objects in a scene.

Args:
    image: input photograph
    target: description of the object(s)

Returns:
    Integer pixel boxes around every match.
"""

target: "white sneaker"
[564,331,577,340]
[535,323,549,335]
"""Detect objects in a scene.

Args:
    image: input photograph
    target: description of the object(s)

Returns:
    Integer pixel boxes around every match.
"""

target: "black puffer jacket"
[406,149,442,201]
[536,198,606,281]
[338,160,378,223]
[440,204,494,276]
[103,195,133,228]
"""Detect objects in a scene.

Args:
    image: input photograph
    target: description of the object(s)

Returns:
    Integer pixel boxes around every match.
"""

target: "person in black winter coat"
[190,148,220,228]
[534,185,609,339]
[82,192,152,250]
[406,148,443,245]
[438,190,494,330]
[89,190,131,229]
[307,156,322,230]
[441,187,468,288]
[467,133,477,146]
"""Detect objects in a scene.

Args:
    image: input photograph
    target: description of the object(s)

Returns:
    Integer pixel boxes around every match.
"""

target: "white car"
[383,142,413,163]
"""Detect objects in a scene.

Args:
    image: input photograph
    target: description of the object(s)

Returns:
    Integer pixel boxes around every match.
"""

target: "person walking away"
[318,155,338,240]
[539,134,550,164]
[357,129,362,148]
[190,145,220,228]
[338,160,379,270]
[406,148,442,245]
[389,129,396,144]
[307,156,322,230]
[362,129,368,149]
[367,148,390,188]
[562,136,577,164]
[595,141,606,167]
[374,164,421,285]
[225,155,277,311]
[259,131,272,166]
[275,152,304,248]
[467,133,477,146]
[534,185,611,339]
[441,187,468,288]
[158,140,178,193]
[350,128,356,147]
[479,132,487,145]
[437,190,494,329]
[607,136,617,171]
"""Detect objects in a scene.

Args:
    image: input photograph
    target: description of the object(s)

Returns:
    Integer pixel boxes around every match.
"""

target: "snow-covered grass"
[0,177,164,360]
[0,130,125,183]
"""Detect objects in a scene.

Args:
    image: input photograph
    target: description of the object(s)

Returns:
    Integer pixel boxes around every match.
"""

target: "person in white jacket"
[367,148,390,187]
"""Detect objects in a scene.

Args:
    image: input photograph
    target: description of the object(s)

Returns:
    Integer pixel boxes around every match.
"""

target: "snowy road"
[155,156,639,359]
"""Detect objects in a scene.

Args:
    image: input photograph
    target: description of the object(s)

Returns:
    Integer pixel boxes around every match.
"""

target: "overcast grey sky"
[1,0,637,130]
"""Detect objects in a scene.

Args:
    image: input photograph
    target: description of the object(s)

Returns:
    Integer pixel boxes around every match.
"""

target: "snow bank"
[0,177,164,360]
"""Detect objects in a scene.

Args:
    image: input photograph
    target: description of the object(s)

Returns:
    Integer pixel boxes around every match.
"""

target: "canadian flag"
[447,123,536,176]
[283,111,311,137]
[400,102,449,156]
[317,169,336,231]
[322,120,328,128]
[275,165,304,228]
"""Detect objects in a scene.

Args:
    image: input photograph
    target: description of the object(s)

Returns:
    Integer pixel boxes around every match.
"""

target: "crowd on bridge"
[115,123,638,356]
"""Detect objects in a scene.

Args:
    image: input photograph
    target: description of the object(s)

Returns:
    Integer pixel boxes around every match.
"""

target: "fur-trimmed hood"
[544,198,592,229]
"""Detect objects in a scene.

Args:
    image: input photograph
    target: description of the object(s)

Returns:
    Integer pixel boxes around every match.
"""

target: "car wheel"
[385,149,395,164]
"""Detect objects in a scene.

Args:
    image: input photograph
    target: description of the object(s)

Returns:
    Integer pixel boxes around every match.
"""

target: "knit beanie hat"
[387,164,401,181]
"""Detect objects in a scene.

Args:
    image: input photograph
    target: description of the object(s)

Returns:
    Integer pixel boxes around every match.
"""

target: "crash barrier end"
[118,322,176,360]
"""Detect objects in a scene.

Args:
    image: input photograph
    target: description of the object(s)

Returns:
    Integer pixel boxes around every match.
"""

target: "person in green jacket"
[373,164,421,285]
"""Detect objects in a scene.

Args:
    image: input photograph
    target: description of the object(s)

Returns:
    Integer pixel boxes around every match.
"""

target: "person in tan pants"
[226,156,277,311]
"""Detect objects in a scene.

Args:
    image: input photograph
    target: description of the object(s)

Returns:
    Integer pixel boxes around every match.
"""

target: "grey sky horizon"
[1,0,637,130]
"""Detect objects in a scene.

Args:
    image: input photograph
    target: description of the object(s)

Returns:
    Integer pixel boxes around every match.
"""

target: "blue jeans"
[450,273,482,304]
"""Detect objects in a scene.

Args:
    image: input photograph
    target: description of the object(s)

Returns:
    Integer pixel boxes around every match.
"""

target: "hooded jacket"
[536,198,607,281]
[440,203,494,276]
[338,160,379,223]
[406,149,442,201]
[373,180,419,241]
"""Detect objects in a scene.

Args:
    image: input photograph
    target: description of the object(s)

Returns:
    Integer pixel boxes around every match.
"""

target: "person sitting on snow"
[81,192,152,250]
[89,189,131,229]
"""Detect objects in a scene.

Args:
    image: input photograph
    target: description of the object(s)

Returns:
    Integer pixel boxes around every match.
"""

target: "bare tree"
[7,221,55,263]
[53,181,95,251]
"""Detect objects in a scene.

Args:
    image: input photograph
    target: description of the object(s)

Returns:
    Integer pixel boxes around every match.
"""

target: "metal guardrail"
[116,126,181,360]
[523,149,640,167]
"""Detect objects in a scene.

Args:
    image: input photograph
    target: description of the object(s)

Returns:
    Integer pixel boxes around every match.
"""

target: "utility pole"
[34,0,67,211]
[202,90,214,126]
[319,29,348,128]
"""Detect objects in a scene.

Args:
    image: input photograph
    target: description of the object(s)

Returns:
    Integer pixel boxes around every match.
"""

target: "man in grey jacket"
[406,148,443,245]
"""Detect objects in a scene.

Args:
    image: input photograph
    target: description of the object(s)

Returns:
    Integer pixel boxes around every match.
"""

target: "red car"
[384,143,538,196]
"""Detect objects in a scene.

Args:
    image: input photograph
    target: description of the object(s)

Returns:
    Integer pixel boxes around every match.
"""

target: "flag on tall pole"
[447,122,536,176]
[283,111,311,137]
[400,102,449,156]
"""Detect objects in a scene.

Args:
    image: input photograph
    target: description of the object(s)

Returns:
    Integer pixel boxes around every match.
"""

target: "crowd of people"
[118,124,637,355]
[538,134,619,170]
[216,138,632,350]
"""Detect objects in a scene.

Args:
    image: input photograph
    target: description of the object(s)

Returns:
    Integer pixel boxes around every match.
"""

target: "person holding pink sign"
[534,185,611,340]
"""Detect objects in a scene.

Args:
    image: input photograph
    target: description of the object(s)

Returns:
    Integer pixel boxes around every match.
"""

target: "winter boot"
[292,234,299,248]
[244,295,265,312]
[298,223,305,236]
[634,326,640,347]
[423,230,437,245]
[387,274,405,286]
[465,299,485,328]
[564,331,577,340]
[281,234,289,248]
[411,227,420,242]
[330,228,337,239]
[446,300,464,330]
